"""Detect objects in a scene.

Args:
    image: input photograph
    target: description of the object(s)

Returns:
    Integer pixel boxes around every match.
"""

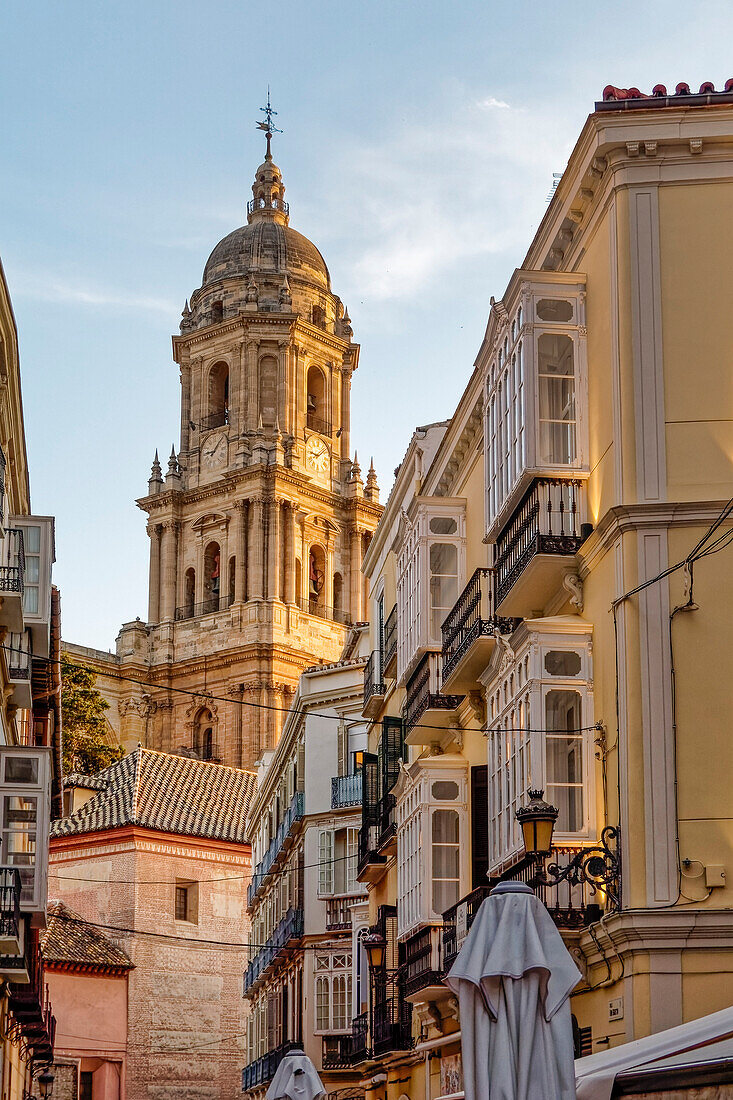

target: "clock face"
[306,435,330,478]
[202,433,227,471]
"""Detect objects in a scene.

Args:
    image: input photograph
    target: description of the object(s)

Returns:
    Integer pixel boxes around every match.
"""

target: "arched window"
[204,541,221,612]
[228,556,236,604]
[194,707,213,757]
[184,568,195,619]
[333,572,343,620]
[306,366,328,434]
[211,300,223,324]
[308,545,326,616]
[259,355,277,429]
[311,304,325,328]
[206,361,229,430]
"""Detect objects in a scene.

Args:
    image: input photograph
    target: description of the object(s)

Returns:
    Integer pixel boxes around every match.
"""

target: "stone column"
[299,517,307,610]
[340,365,352,461]
[267,500,281,600]
[325,546,334,613]
[283,502,296,604]
[286,346,296,436]
[277,340,288,430]
[179,361,191,454]
[147,524,162,624]
[160,521,179,621]
[234,500,247,603]
[246,340,258,431]
[248,498,264,599]
[294,346,304,436]
[191,355,202,445]
[349,526,361,623]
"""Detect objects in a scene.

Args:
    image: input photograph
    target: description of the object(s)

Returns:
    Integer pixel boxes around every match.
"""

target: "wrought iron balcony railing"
[0,868,21,943]
[241,1039,300,1091]
[372,991,413,1057]
[325,893,363,931]
[349,1010,370,1064]
[243,907,304,993]
[442,885,491,974]
[174,594,233,622]
[401,924,444,998]
[0,528,25,595]
[297,597,349,625]
[199,408,229,432]
[495,477,583,607]
[322,1033,353,1069]
[363,650,386,714]
[441,568,519,683]
[247,791,305,907]
[404,652,462,733]
[247,197,290,216]
[383,604,397,672]
[306,414,331,437]
[4,633,31,681]
[331,772,362,809]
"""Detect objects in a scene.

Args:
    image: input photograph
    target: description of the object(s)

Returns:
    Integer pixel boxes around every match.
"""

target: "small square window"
[174,881,198,923]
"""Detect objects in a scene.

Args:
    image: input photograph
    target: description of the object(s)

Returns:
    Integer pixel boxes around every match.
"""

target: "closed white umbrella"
[445,881,581,1100]
[266,1049,326,1100]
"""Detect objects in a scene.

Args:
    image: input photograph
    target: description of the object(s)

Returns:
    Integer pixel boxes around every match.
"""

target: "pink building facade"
[49,749,256,1100]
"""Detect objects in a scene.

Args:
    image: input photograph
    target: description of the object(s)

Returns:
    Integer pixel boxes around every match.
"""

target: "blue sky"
[1,0,732,649]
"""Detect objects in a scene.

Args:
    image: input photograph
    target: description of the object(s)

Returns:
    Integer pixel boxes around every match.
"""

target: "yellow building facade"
[346,83,733,1099]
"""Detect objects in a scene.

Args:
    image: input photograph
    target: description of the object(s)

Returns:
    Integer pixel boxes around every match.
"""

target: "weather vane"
[256,87,282,157]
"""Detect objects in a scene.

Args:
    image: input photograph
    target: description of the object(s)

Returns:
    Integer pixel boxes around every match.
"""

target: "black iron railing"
[377,793,396,850]
[306,414,331,436]
[247,197,290,216]
[247,791,305,906]
[401,925,443,997]
[200,409,229,432]
[243,907,304,993]
[174,594,233,621]
[404,652,463,732]
[331,772,362,808]
[495,478,583,606]
[0,868,21,942]
[383,605,397,670]
[363,651,385,712]
[441,568,519,682]
[4,633,30,681]
[372,991,413,1056]
[322,1034,353,1069]
[297,598,349,625]
[0,528,25,595]
[325,894,362,931]
[241,1039,299,1091]
[442,885,492,973]
[349,1010,370,1063]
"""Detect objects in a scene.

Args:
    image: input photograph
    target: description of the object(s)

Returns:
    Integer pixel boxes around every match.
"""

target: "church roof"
[51,747,257,843]
[202,220,331,291]
[41,901,134,974]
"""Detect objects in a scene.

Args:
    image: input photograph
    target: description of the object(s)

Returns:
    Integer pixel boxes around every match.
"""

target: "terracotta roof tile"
[51,748,257,842]
[41,902,133,972]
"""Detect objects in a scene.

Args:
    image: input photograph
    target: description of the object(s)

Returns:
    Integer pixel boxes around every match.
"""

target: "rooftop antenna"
[256,87,283,158]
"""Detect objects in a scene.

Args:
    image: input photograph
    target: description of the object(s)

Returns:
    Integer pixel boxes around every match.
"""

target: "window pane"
[433,844,460,879]
[536,299,573,322]
[546,690,581,732]
[546,735,583,784]
[538,333,576,465]
[432,809,459,844]
[432,879,459,914]
[25,559,40,584]
[4,758,38,784]
[23,588,39,615]
[429,543,457,575]
[431,781,459,800]
[544,650,582,677]
[24,527,40,554]
[429,517,457,535]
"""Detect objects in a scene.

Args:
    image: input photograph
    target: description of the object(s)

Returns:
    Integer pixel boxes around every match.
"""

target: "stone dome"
[202,220,331,291]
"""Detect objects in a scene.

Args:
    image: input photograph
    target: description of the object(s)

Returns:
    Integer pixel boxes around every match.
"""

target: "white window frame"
[396,764,468,939]
[313,951,353,1034]
[485,626,595,873]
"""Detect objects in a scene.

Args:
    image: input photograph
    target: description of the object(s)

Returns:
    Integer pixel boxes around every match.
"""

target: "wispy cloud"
[11,273,177,316]
[304,91,572,304]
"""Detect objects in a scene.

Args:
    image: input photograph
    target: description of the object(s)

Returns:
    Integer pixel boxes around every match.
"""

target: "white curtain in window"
[432,808,460,915]
[318,829,334,894]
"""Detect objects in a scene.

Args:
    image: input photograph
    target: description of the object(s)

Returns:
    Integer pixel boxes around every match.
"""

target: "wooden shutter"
[362,752,380,828]
[471,764,489,891]
[381,716,405,797]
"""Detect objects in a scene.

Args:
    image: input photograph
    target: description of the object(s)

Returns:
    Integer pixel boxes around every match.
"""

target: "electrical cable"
[10,649,601,735]
[48,850,357,886]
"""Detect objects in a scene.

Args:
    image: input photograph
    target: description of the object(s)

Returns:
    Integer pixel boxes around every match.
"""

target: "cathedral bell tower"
[115,118,381,769]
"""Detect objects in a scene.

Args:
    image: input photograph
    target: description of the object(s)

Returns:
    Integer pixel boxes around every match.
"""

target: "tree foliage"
[60,653,124,776]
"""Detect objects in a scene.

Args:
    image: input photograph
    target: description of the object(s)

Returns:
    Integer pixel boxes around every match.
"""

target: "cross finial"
[256,87,282,158]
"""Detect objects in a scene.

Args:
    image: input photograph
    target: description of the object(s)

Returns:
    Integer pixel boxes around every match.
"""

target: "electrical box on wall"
[609,997,624,1022]
[706,865,726,887]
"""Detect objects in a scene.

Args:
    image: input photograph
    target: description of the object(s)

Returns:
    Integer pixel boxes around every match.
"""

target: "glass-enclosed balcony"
[494,477,585,617]
[383,605,397,676]
[362,650,386,719]
[441,568,519,693]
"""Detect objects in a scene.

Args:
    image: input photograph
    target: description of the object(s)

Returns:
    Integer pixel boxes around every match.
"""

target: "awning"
[575,1005,733,1100]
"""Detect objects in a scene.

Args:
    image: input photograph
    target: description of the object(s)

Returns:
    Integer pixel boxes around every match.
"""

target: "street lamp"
[37,1070,55,1100]
[363,929,387,974]
[515,788,622,913]
[515,788,558,857]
